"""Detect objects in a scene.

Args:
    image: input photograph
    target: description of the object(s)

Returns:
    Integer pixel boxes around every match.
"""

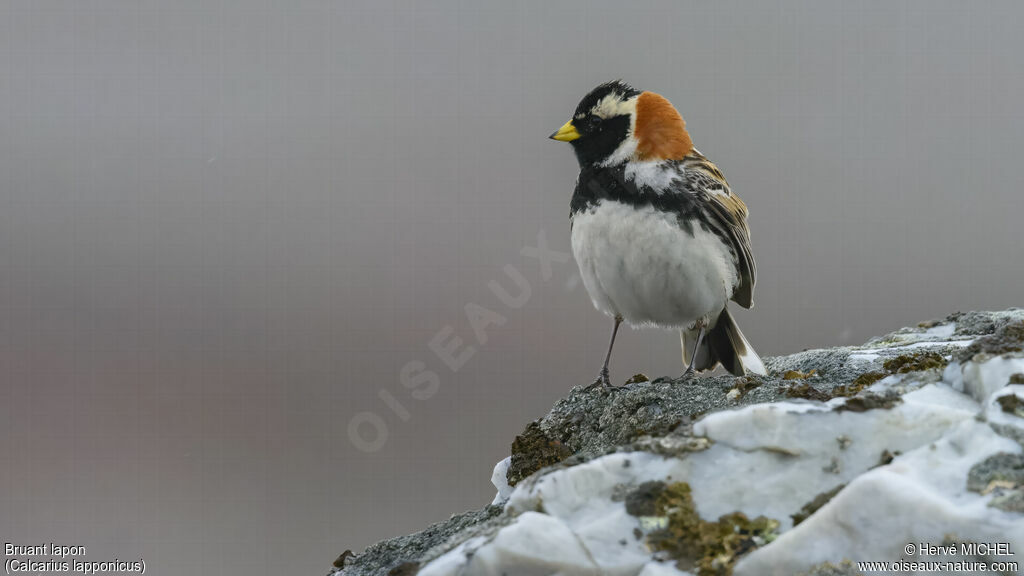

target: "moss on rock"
[628,481,778,576]
[782,369,817,380]
[625,373,651,385]
[836,392,902,413]
[782,382,832,402]
[997,393,1024,418]
[833,372,886,397]
[882,351,947,373]
[830,352,946,402]
[506,421,573,486]
[791,484,845,526]
[825,351,946,409]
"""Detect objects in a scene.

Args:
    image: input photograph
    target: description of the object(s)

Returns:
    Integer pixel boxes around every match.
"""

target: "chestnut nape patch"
[635,91,693,161]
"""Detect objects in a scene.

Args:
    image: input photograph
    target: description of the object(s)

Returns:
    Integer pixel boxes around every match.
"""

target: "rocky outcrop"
[332,310,1024,576]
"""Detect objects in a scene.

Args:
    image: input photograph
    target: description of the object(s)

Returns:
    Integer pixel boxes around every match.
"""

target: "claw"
[583,367,615,392]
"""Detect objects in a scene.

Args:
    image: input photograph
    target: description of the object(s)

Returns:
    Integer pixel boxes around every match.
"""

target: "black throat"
[569,115,633,167]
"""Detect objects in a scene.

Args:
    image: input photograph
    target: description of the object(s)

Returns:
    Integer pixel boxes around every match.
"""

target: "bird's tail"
[681,308,766,377]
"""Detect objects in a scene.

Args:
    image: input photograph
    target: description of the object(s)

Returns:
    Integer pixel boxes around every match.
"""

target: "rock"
[330,310,1024,576]
[989,386,1024,446]
[967,452,1024,493]
[957,320,1024,363]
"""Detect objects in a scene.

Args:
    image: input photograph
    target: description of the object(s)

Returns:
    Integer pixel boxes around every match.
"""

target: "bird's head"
[550,80,693,167]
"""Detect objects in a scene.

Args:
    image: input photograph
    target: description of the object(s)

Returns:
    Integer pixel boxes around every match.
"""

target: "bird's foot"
[583,367,616,392]
[677,366,697,382]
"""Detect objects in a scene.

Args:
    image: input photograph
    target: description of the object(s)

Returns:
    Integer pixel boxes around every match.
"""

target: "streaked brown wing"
[683,157,757,308]
[701,190,756,308]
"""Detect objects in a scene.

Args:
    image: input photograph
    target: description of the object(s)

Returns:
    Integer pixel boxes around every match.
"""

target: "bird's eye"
[590,116,603,129]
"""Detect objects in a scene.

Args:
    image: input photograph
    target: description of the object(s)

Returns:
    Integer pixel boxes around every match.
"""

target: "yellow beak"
[549,120,581,142]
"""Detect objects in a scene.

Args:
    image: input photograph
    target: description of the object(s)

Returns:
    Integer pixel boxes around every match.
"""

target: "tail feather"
[680,308,766,377]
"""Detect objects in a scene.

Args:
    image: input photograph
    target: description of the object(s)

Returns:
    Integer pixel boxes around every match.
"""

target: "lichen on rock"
[882,351,948,373]
[726,375,762,401]
[957,319,1024,363]
[632,481,778,576]
[967,452,1024,494]
[997,392,1024,418]
[505,421,572,486]
[832,372,885,397]
[791,484,846,526]
[782,382,832,401]
[625,480,667,517]
[835,390,902,413]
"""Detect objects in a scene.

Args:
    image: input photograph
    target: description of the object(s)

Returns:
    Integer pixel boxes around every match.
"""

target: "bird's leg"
[679,319,708,380]
[584,316,622,391]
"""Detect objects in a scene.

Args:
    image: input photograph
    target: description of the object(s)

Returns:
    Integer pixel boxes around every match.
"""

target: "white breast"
[570,200,736,328]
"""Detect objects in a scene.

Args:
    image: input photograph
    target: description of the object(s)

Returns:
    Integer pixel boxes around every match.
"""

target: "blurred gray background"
[2,0,1022,574]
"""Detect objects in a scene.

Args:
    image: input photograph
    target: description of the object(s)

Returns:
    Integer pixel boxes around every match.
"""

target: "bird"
[549,80,767,389]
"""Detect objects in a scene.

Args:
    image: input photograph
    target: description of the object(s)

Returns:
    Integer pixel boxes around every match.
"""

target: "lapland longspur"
[550,80,766,388]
